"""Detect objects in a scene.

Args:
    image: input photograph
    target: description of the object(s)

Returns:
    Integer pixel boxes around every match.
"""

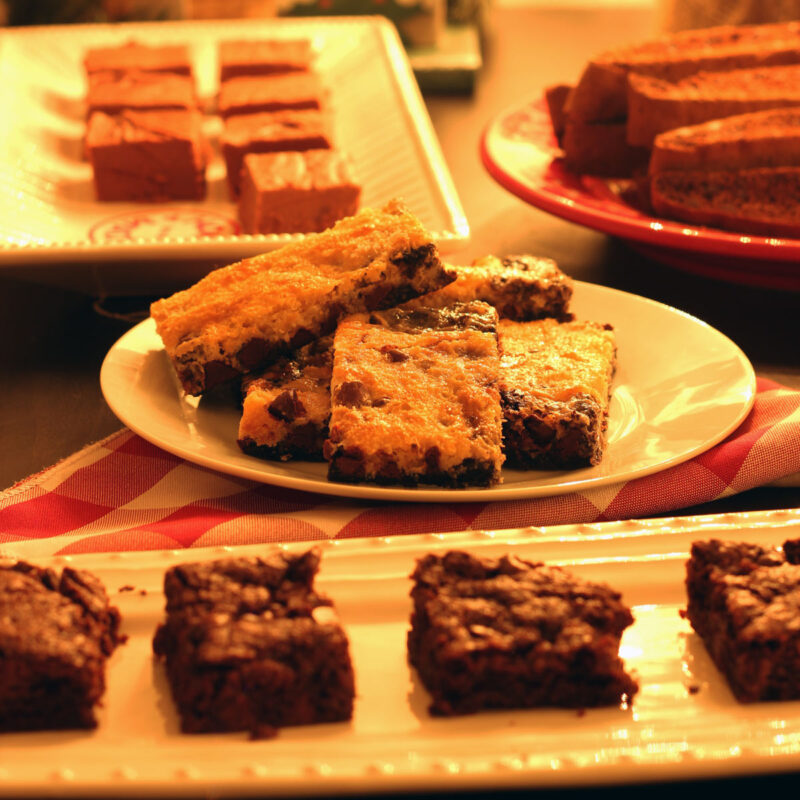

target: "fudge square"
[324,301,504,488]
[150,199,454,395]
[408,550,639,715]
[0,561,124,731]
[152,549,355,735]
[218,72,323,119]
[219,39,313,82]
[86,69,197,116]
[222,109,332,198]
[685,538,800,702]
[499,318,616,469]
[238,336,333,461]
[87,109,207,202]
[238,150,359,234]
[83,41,192,76]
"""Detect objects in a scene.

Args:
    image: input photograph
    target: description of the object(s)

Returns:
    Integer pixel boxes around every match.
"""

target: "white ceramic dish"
[2,508,800,796]
[99,281,756,502]
[0,17,468,293]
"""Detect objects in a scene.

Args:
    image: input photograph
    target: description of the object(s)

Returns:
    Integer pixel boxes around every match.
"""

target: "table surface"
[1,6,800,794]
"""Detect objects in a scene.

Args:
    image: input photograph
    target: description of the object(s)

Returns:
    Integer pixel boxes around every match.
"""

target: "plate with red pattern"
[480,96,800,291]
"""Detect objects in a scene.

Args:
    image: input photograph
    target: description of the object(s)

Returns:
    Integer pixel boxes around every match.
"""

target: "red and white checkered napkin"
[2,377,799,560]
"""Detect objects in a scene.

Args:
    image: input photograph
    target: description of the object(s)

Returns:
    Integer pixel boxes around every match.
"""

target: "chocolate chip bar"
[238,336,332,461]
[685,538,800,702]
[408,550,638,715]
[150,200,454,395]
[0,561,124,731]
[324,301,504,488]
[405,254,574,321]
[499,318,616,469]
[152,548,355,735]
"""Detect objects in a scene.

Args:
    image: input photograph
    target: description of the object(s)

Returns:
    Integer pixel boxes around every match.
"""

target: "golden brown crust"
[499,319,616,469]
[325,302,504,488]
[150,200,454,395]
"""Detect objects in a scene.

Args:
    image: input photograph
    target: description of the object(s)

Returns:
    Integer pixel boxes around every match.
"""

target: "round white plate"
[100,282,756,503]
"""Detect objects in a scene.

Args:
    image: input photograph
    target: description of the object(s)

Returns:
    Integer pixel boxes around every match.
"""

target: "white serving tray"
[2,508,800,796]
[0,17,468,294]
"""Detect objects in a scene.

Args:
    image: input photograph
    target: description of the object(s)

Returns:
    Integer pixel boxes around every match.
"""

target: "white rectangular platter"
[0,16,468,293]
[2,508,800,796]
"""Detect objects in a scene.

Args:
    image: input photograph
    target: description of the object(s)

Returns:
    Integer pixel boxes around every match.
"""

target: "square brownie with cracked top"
[83,41,192,76]
[0,561,124,731]
[685,538,800,702]
[324,301,504,488]
[86,70,197,116]
[218,72,323,119]
[408,550,638,715]
[150,199,453,396]
[499,318,616,469]
[152,548,355,735]
[219,39,313,82]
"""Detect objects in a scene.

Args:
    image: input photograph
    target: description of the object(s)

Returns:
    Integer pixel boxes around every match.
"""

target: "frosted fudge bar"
[87,70,197,116]
[238,336,333,461]
[499,318,616,469]
[324,301,504,488]
[218,72,323,118]
[238,150,360,234]
[685,538,800,702]
[405,254,574,321]
[150,200,454,395]
[222,109,332,197]
[152,549,355,735]
[83,41,192,76]
[219,39,313,81]
[408,550,638,715]
[87,109,207,202]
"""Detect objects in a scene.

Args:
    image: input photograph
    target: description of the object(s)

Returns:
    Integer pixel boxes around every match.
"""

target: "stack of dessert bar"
[151,200,617,490]
[217,38,360,234]
[84,41,208,202]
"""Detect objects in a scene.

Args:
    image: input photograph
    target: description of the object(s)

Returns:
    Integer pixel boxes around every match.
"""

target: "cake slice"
[568,20,800,123]
[150,199,453,395]
[238,336,333,461]
[324,302,504,488]
[0,561,124,731]
[684,538,800,702]
[650,166,800,237]
[499,318,616,469]
[408,550,638,715]
[404,254,574,322]
[562,117,650,177]
[152,548,355,735]
[649,107,800,174]
[627,64,800,147]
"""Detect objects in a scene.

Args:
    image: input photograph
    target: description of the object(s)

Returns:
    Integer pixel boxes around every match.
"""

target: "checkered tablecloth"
[2,377,799,560]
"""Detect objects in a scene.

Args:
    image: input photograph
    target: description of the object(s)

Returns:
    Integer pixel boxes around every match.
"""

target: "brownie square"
[219,39,313,81]
[0,561,124,731]
[152,549,355,735]
[218,72,323,119]
[499,318,616,469]
[238,149,359,234]
[685,538,800,702]
[324,301,504,488]
[222,109,332,198]
[84,41,192,76]
[87,70,197,116]
[87,109,207,202]
[238,336,333,461]
[408,550,638,715]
